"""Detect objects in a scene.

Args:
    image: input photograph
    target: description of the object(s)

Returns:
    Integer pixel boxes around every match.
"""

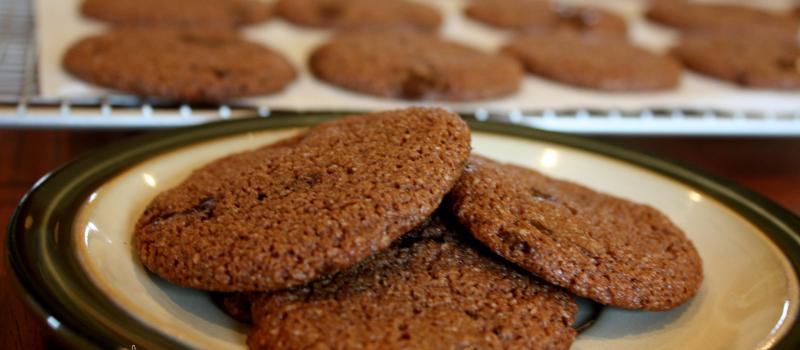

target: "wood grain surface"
[1,128,798,349]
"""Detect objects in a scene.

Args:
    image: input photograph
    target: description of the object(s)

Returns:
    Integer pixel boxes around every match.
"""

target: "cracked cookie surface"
[277,0,441,31]
[502,32,681,91]
[465,0,627,36]
[247,215,577,350]
[81,0,272,27]
[646,0,799,39]
[63,28,296,103]
[309,30,522,101]
[448,155,703,310]
[134,108,471,292]
[672,32,800,90]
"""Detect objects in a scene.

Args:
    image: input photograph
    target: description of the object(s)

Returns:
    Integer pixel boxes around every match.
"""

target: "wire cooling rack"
[1,0,799,134]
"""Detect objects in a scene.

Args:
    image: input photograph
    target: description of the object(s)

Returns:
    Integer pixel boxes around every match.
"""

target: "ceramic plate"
[8,115,800,350]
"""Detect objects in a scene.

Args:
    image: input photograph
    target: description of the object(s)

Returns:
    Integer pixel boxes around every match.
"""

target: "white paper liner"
[36,0,800,114]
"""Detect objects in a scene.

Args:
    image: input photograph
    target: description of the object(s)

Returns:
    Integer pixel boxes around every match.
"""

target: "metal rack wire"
[1,0,799,134]
[0,0,35,103]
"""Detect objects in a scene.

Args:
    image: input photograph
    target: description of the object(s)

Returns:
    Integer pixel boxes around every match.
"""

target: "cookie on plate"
[135,108,471,292]
[247,215,578,350]
[673,33,800,89]
[213,293,253,324]
[501,32,681,91]
[449,155,703,311]
[81,0,272,27]
[63,28,296,103]
[646,0,799,39]
[276,0,441,31]
[310,30,522,100]
[465,0,627,36]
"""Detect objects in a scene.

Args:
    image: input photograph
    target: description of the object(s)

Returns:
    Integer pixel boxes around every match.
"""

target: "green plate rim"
[6,113,800,349]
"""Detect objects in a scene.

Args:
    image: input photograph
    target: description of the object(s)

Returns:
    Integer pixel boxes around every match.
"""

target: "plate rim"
[7,113,800,349]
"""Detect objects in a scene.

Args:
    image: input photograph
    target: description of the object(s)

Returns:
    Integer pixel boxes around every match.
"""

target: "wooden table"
[1,128,798,349]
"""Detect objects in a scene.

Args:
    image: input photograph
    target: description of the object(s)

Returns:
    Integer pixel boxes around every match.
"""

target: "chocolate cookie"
[135,108,472,292]
[247,215,577,350]
[81,0,272,27]
[673,32,800,89]
[310,30,522,100]
[502,32,681,91]
[63,28,296,103]
[449,155,703,311]
[646,0,799,39]
[276,0,441,31]
[465,0,627,36]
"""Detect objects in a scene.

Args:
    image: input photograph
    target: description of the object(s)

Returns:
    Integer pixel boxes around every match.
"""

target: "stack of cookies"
[62,0,800,104]
[134,107,703,349]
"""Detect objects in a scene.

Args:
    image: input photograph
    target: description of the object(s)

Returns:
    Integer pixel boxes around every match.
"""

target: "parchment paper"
[36,0,800,113]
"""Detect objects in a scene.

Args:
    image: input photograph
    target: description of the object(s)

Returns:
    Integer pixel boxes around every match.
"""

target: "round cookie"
[135,108,472,292]
[448,155,703,311]
[673,33,800,90]
[310,30,522,101]
[247,215,578,350]
[276,0,441,31]
[63,28,296,103]
[501,32,681,91]
[81,0,272,27]
[465,0,627,36]
[646,0,799,39]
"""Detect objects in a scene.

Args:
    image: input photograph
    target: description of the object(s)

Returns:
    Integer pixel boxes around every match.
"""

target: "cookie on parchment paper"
[502,32,681,91]
[63,28,296,103]
[276,0,441,31]
[646,0,799,39]
[247,215,578,350]
[673,32,800,90]
[449,155,703,311]
[465,0,627,36]
[81,0,272,27]
[135,108,471,292]
[310,30,522,101]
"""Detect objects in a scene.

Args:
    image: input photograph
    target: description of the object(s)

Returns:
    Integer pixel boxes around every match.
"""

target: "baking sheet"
[36,0,800,113]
